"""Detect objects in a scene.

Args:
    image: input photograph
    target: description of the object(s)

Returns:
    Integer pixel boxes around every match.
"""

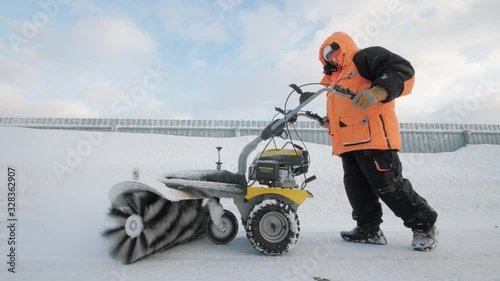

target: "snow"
[0,127,499,281]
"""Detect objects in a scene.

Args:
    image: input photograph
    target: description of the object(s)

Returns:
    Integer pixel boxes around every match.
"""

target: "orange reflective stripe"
[374,159,391,172]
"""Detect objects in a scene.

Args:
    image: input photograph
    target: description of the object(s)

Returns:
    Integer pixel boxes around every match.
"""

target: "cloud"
[190,59,208,70]
[66,0,103,15]
[157,0,226,44]
[378,0,500,124]
[70,16,156,53]
[0,82,98,118]
[167,1,329,120]
[75,77,186,119]
[228,0,344,65]
[79,80,124,104]
[397,45,500,124]
[0,55,42,86]
[1,12,163,117]
[404,0,483,22]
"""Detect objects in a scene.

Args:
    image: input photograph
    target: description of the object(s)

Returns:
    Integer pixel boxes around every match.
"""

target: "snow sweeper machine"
[102,84,356,264]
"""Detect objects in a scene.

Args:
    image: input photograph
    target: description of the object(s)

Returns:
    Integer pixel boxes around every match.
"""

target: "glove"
[323,62,338,75]
[299,92,315,104]
[352,86,388,110]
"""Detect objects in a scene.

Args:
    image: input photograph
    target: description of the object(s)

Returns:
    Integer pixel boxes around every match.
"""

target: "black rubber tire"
[246,199,300,255]
[206,209,239,245]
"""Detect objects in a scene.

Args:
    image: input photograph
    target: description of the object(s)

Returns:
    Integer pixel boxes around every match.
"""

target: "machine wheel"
[245,199,300,255]
[206,209,239,245]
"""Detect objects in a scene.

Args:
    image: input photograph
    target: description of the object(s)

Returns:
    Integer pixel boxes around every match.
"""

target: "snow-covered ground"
[0,127,499,281]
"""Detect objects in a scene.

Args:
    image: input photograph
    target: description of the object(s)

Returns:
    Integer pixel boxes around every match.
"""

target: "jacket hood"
[319,31,359,68]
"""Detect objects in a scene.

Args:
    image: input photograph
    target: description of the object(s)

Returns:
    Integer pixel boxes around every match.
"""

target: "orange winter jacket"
[319,32,415,156]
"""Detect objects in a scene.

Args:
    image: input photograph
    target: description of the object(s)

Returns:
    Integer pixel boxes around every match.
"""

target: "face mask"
[322,43,341,72]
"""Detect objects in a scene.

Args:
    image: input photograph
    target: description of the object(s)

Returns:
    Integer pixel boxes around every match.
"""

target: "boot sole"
[341,236,387,245]
[412,242,437,251]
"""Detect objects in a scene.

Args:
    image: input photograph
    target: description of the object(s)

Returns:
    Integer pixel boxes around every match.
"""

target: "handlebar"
[263,84,350,141]
[274,108,325,126]
[238,84,337,175]
[289,83,356,101]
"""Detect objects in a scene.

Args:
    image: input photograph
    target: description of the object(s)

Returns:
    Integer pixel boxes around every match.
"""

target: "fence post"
[463,129,471,145]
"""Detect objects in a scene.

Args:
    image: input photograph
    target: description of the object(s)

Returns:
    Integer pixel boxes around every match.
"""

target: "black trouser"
[341,149,437,231]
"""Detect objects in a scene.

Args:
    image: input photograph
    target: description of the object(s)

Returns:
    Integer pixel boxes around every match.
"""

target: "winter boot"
[411,225,438,251]
[340,225,387,245]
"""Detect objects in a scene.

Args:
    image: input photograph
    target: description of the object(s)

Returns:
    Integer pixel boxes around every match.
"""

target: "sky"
[0,0,499,124]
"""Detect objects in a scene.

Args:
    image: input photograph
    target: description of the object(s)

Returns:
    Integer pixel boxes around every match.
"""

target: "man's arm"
[353,46,415,102]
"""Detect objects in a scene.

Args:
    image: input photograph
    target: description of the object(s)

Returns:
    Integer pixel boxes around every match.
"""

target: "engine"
[248,147,309,188]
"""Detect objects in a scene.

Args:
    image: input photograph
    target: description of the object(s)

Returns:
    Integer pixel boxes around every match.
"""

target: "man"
[317,31,438,250]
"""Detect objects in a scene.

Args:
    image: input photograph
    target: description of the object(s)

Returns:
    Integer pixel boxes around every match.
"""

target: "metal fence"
[1,117,499,153]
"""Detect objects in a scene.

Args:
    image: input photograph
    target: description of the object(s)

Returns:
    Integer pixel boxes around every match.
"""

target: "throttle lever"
[276,107,299,124]
[275,107,286,115]
[332,85,356,99]
[305,111,323,122]
[289,84,304,95]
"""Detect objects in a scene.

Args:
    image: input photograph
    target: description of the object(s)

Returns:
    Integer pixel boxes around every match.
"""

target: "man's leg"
[353,150,438,232]
[341,151,383,226]
[340,151,386,244]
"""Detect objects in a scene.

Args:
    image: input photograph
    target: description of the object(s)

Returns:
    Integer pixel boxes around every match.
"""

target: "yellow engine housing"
[245,186,313,205]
